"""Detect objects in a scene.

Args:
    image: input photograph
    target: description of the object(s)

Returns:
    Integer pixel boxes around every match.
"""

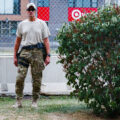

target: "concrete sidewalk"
[0,82,73,96]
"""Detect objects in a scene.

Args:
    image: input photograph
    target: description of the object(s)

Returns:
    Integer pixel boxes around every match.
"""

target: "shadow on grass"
[0,97,14,102]
[39,104,89,113]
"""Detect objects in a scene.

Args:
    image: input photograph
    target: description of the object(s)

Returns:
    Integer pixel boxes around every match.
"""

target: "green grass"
[1,96,119,120]
[0,96,89,120]
[0,96,88,115]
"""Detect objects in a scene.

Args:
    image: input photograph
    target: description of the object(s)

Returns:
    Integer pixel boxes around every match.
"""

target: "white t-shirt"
[16,18,50,46]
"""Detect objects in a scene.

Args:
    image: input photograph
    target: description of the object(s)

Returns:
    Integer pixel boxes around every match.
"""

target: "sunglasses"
[27,8,35,11]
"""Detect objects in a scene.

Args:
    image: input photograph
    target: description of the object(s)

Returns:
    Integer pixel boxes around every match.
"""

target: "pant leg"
[15,65,28,100]
[30,49,45,101]
[31,70,42,101]
[15,49,30,100]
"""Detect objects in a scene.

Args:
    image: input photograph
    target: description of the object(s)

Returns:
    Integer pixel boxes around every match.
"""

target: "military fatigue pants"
[15,48,45,101]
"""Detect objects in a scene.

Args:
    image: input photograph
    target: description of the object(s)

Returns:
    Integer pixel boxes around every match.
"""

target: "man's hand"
[45,56,50,66]
[14,56,18,67]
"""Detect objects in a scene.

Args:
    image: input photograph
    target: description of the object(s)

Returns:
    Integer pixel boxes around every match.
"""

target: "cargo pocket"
[31,50,45,71]
[18,50,30,68]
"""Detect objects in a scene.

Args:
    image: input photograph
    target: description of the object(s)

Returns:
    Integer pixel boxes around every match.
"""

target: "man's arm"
[43,37,50,65]
[14,37,22,67]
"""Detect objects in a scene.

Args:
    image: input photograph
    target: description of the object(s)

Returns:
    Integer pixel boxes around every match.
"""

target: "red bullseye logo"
[68,8,98,21]
[72,10,81,20]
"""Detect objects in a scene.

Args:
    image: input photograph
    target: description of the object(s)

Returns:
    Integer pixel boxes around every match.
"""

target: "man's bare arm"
[43,37,50,65]
[14,37,22,66]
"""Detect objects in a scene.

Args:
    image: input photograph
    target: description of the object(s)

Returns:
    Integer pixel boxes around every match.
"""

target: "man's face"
[27,6,36,17]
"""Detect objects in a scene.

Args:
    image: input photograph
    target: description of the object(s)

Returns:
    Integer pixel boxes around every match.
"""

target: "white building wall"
[0,56,73,95]
[118,0,120,5]
[105,0,119,5]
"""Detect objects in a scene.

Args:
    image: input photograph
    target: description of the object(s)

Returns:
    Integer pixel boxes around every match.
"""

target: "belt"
[17,43,46,67]
[22,43,44,50]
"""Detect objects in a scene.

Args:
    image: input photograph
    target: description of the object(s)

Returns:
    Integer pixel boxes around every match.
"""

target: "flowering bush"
[56,6,120,116]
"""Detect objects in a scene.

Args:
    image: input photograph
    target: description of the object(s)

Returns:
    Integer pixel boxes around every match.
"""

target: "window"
[13,0,20,14]
[68,0,98,8]
[10,22,18,35]
[38,0,49,7]
[92,0,97,8]
[68,0,74,7]
[0,0,20,14]
[83,0,91,7]
[0,21,19,36]
[1,21,9,36]
[75,0,82,7]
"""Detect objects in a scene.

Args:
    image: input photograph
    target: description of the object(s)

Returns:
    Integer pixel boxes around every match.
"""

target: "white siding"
[0,0,13,14]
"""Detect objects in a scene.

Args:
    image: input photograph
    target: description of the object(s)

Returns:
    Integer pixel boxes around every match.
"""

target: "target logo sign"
[72,10,82,20]
[68,8,97,21]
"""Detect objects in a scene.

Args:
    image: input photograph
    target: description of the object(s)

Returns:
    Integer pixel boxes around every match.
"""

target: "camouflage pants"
[15,48,45,101]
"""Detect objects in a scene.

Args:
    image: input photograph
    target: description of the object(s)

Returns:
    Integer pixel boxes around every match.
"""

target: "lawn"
[0,96,119,120]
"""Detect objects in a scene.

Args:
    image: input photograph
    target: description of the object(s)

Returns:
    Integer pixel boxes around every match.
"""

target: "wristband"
[47,54,51,57]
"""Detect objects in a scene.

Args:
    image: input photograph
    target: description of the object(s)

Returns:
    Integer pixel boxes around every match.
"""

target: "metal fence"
[0,0,112,55]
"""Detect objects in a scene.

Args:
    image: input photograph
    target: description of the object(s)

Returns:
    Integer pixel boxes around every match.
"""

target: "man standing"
[13,3,50,108]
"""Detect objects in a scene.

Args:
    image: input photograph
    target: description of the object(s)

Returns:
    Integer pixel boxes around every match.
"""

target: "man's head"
[26,3,36,18]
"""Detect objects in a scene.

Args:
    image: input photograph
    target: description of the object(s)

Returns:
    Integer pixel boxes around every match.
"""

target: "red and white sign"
[68,8,97,21]
[37,7,49,21]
